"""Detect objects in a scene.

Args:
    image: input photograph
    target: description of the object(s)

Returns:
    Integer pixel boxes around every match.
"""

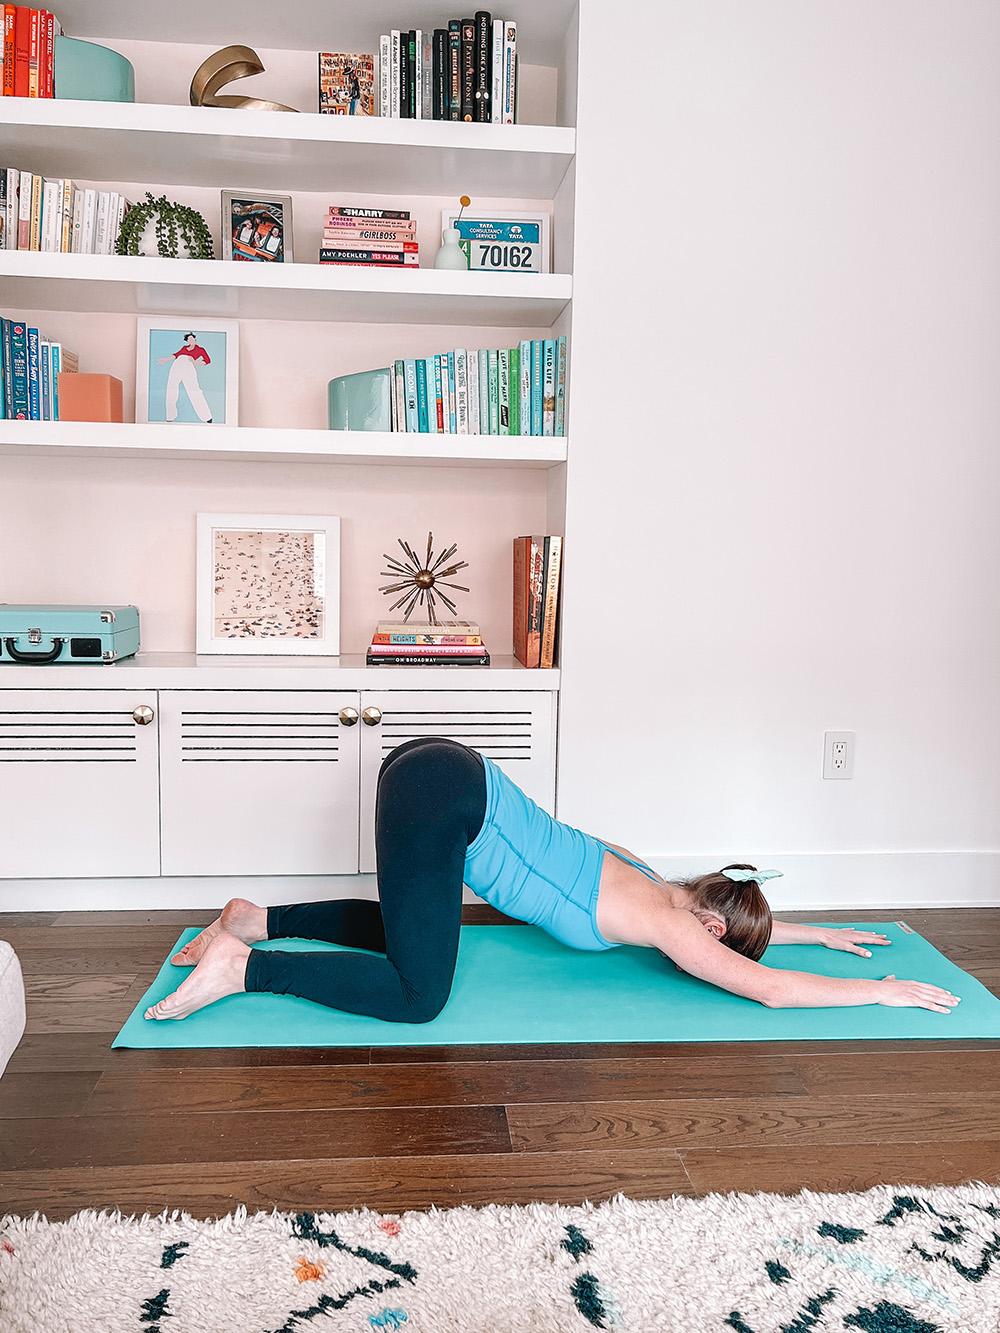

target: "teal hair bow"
[721,868,783,885]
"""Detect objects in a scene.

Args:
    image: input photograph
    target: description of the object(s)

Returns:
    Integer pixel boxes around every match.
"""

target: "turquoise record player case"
[0,605,140,665]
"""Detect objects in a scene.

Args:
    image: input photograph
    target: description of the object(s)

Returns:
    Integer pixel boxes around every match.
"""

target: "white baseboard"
[2,851,999,915]
[647,851,1000,912]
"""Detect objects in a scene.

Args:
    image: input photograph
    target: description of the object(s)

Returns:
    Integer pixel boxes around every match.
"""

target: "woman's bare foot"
[146,934,250,1021]
[170,898,267,966]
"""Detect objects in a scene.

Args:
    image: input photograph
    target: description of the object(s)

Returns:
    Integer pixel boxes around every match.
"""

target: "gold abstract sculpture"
[380,533,470,623]
[190,45,299,112]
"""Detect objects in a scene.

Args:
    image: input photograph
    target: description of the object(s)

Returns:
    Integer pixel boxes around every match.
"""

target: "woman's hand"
[813,927,891,957]
[876,975,961,1013]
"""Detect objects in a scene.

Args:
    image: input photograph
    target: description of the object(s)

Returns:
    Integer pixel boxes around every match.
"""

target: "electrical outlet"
[823,731,855,780]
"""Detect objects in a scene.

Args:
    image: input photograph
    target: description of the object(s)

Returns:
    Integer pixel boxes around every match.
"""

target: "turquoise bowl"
[54,35,135,102]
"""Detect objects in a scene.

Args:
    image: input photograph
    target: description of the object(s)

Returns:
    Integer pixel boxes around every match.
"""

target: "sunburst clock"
[380,532,470,623]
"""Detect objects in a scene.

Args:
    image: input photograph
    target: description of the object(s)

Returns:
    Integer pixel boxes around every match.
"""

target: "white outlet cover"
[823,730,855,780]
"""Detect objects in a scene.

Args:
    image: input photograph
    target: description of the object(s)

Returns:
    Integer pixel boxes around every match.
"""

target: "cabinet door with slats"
[0,689,160,878]
[358,690,557,874]
[159,691,361,876]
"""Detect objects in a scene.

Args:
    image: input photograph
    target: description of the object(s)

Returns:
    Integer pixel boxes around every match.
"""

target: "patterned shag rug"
[3,1183,1000,1332]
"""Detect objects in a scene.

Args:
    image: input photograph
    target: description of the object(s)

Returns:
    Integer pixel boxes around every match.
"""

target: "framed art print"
[222,191,293,262]
[196,513,341,655]
[441,208,551,274]
[136,317,239,426]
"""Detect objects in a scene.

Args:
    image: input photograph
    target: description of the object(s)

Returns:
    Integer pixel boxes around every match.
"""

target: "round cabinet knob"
[132,705,155,726]
[362,707,383,727]
[339,707,359,727]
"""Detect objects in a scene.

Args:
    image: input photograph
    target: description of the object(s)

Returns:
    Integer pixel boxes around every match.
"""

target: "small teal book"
[51,343,61,420]
[39,339,50,421]
[415,357,429,432]
[9,320,29,420]
[543,338,556,437]
[27,327,41,421]
[508,345,519,436]
[394,360,406,431]
[498,348,510,435]
[478,349,489,433]
[531,339,543,436]
[403,358,419,432]
[447,351,457,433]
[433,354,445,432]
[518,339,531,434]
[555,335,567,437]
[488,349,499,435]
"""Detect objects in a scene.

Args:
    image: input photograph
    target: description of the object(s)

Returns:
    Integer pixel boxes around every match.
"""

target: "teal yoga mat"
[112,922,1000,1049]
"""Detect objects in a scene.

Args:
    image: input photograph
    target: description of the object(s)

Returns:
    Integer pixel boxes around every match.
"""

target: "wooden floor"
[2,906,1000,1220]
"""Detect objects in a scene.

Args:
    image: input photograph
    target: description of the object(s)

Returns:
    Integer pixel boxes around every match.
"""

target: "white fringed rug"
[3,1183,1000,1332]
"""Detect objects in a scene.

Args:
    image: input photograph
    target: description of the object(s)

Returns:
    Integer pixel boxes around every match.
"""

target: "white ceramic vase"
[433,226,469,271]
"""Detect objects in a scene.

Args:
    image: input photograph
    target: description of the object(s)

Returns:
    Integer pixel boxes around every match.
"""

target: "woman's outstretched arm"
[768,920,891,956]
[650,908,961,1013]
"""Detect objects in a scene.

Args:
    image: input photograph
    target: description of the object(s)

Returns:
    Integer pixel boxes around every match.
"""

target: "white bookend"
[468,345,481,435]
[390,30,400,118]
[491,19,504,123]
[378,35,390,118]
[455,348,469,434]
[503,20,517,124]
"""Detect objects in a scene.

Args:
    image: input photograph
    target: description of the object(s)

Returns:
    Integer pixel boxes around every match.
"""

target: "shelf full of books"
[1,313,77,420]
[389,337,566,436]
[371,16,518,123]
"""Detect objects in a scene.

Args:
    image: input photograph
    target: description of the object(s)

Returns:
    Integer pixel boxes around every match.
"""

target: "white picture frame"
[136,317,240,426]
[221,190,293,263]
[442,208,551,274]
[196,513,341,656]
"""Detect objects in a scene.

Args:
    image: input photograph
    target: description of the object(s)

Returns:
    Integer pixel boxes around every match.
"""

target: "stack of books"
[319,206,418,269]
[1,316,78,420]
[377,16,517,122]
[1,7,61,98]
[366,620,490,666]
[387,337,567,436]
[513,535,562,669]
[1,170,130,254]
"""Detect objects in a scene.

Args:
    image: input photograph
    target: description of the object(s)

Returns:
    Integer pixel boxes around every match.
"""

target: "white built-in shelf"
[0,651,560,689]
[51,0,577,68]
[0,99,576,198]
[0,420,568,469]
[0,250,572,326]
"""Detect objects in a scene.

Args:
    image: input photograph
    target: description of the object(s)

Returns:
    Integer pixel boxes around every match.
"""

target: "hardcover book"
[319,54,375,114]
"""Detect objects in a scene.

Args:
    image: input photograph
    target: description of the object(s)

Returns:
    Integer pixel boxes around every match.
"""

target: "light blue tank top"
[463,755,661,952]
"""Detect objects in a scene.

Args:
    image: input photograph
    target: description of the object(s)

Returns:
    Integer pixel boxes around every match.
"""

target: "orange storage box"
[56,373,124,422]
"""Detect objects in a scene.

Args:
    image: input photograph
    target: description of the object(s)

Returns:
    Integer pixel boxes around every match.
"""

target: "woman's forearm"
[768,920,827,945]
[763,968,883,1008]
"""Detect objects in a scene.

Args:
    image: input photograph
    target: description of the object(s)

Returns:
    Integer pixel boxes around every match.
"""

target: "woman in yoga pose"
[147,737,961,1024]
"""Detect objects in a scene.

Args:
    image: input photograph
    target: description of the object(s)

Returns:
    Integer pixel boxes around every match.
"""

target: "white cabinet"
[158,690,362,877]
[0,689,160,878]
[358,689,557,873]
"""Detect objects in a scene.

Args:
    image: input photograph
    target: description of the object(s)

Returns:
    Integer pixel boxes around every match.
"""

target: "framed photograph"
[136,317,239,426]
[221,191,293,262]
[442,208,551,274]
[196,513,340,656]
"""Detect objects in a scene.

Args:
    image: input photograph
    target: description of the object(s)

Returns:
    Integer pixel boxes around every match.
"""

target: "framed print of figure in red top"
[136,316,240,425]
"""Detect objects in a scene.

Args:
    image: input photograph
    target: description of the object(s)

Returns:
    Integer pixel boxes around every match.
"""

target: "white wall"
[558,0,1000,907]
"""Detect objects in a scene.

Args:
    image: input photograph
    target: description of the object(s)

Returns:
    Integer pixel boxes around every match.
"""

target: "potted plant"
[115,192,215,259]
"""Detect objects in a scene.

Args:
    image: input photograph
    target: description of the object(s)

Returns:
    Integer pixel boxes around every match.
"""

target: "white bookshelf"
[0,420,568,468]
[0,250,573,326]
[0,99,576,197]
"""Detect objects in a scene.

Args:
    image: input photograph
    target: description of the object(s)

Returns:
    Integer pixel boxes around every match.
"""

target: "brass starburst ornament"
[380,532,470,623]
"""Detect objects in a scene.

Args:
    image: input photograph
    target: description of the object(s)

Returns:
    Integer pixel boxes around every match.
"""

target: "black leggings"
[244,737,487,1022]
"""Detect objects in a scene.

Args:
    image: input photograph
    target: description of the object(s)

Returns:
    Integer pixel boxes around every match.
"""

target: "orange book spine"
[13,4,29,97]
[42,9,53,98]
[2,6,16,96]
[539,535,562,670]
[27,7,39,96]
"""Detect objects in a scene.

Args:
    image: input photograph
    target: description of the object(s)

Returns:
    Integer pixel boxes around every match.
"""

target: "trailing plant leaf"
[115,191,215,259]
